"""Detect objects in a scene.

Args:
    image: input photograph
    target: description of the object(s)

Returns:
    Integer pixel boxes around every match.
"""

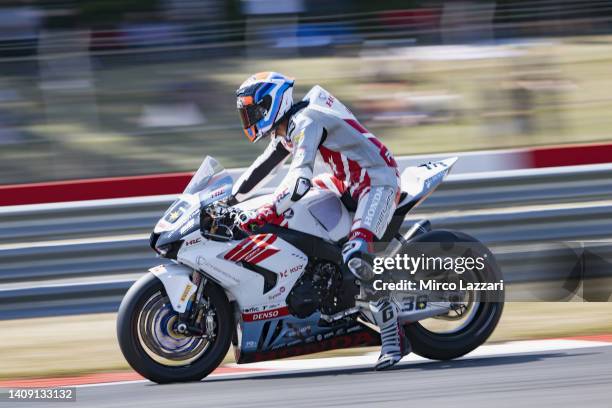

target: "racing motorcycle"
[117,156,504,383]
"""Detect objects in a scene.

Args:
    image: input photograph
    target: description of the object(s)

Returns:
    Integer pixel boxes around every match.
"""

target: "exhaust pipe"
[387,219,431,257]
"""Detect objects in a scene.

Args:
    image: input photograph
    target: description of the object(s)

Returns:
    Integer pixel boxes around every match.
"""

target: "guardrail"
[1,163,611,319]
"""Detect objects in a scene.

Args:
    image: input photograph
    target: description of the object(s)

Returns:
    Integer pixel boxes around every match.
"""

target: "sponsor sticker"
[180,284,194,302]
[242,306,289,322]
[185,237,201,246]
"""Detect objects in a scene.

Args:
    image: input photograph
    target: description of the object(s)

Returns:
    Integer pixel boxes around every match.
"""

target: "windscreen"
[154,156,232,235]
[183,156,226,195]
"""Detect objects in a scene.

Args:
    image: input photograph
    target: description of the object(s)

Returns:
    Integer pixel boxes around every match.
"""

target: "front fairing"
[152,157,233,255]
[154,193,201,250]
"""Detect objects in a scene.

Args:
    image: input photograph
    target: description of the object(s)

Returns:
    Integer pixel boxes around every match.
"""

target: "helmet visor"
[237,96,267,142]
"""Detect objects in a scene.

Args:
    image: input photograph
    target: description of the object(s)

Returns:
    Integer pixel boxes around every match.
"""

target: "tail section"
[398,157,457,210]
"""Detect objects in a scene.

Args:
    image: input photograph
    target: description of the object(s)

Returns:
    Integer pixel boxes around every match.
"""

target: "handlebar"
[199,201,248,241]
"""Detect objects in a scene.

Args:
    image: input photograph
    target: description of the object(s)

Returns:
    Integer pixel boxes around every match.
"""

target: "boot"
[369,298,411,370]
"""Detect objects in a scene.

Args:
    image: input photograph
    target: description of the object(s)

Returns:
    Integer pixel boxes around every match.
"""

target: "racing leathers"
[232,85,408,370]
[233,85,401,243]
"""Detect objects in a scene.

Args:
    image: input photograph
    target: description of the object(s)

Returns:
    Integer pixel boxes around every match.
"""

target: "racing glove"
[238,204,284,232]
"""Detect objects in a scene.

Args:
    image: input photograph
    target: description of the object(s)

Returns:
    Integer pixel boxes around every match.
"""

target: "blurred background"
[1,0,612,184]
[1,0,612,383]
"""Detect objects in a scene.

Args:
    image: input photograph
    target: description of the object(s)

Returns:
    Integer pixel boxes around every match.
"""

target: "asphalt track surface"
[9,344,611,408]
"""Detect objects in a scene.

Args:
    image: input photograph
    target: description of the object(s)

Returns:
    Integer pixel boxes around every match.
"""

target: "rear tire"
[405,230,504,360]
[117,273,233,384]
[407,302,503,360]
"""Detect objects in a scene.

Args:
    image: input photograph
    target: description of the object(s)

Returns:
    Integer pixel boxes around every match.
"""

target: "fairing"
[148,155,458,363]
[153,156,232,248]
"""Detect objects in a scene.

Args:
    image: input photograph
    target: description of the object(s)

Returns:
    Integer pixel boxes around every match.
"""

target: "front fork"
[176,271,216,339]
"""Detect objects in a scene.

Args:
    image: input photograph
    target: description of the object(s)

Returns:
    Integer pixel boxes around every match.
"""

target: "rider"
[228,72,409,370]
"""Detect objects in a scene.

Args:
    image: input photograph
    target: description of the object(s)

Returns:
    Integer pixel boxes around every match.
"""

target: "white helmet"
[236,72,294,143]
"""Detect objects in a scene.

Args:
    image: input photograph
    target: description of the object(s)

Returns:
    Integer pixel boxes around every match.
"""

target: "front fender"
[149,264,197,313]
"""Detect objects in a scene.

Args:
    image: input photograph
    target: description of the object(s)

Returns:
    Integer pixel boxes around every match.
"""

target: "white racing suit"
[233,85,401,243]
[233,86,407,370]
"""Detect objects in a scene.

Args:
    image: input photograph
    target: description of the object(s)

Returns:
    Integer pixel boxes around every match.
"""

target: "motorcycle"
[117,156,504,383]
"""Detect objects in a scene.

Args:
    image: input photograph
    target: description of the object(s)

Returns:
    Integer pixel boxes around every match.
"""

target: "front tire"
[117,273,232,384]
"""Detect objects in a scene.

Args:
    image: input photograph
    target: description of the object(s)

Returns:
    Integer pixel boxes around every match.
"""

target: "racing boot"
[342,238,375,281]
[369,298,411,371]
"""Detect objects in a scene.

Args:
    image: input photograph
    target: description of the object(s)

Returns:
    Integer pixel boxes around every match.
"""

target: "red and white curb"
[1,335,610,389]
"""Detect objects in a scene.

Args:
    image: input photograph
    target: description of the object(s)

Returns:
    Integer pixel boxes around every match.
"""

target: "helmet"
[236,72,294,143]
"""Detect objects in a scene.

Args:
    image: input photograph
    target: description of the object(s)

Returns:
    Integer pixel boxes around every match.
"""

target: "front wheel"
[117,273,233,384]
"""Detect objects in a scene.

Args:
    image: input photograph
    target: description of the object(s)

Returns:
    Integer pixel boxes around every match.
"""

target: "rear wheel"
[405,230,504,360]
[117,273,232,383]
[407,299,503,360]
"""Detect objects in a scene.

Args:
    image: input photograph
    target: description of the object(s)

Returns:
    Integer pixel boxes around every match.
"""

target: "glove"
[238,204,284,232]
